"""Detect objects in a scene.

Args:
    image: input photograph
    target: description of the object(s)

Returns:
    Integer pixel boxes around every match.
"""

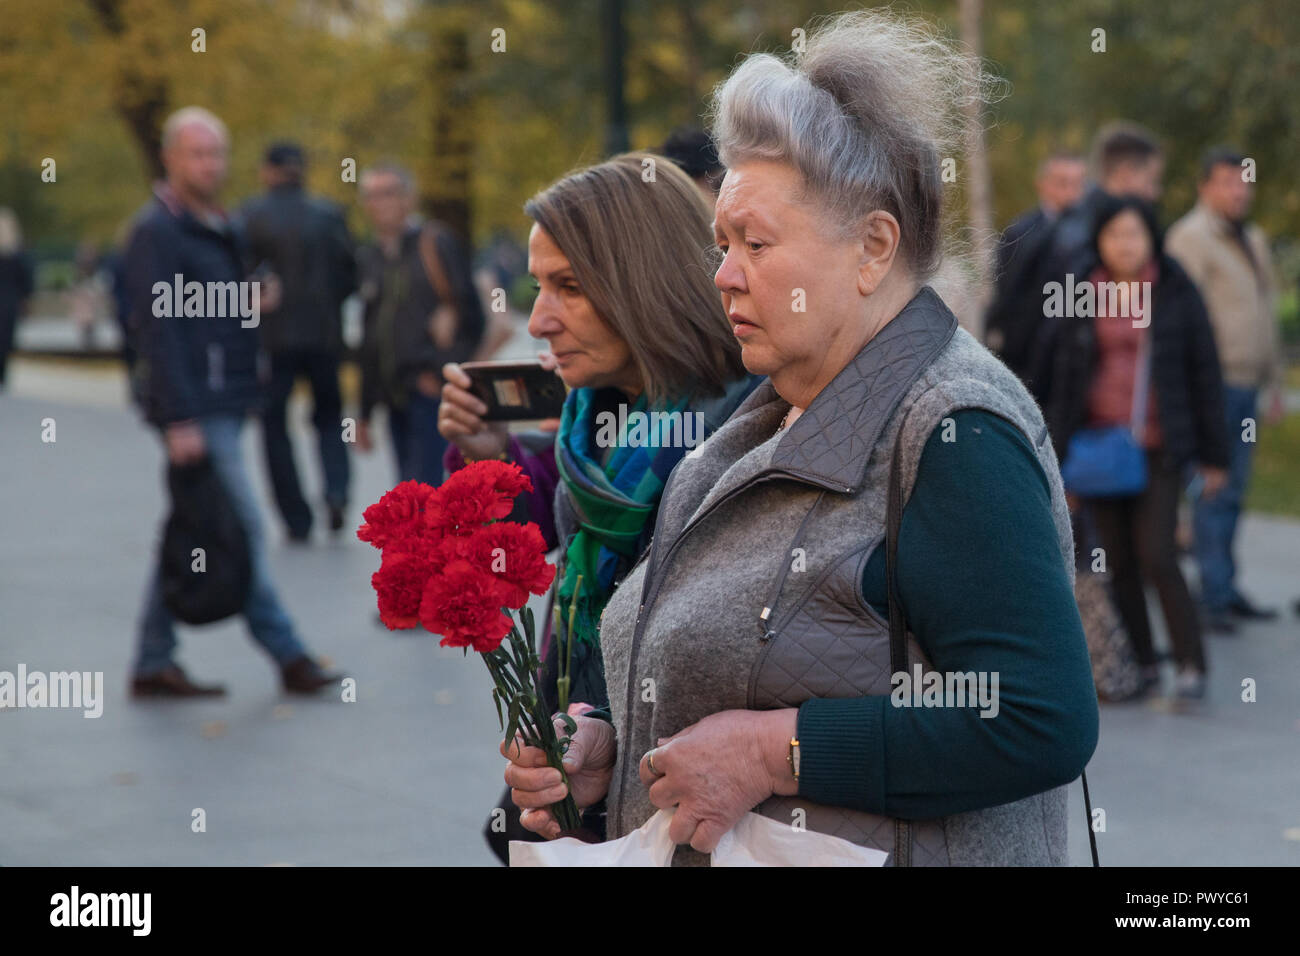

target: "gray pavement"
[0,371,517,865]
[1,353,1298,866]
[14,314,123,354]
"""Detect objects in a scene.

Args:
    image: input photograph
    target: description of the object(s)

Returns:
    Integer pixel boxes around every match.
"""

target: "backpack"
[160,458,252,624]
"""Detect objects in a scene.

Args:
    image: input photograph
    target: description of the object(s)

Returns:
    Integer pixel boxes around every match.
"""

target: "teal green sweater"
[796,409,1098,819]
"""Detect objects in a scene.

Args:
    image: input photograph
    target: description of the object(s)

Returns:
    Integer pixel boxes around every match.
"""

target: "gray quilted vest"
[599,286,1076,866]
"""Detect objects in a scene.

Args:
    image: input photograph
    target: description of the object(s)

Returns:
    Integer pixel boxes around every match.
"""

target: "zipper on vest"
[618,467,799,834]
[618,458,860,834]
[618,464,682,836]
[746,540,876,710]
[753,490,826,640]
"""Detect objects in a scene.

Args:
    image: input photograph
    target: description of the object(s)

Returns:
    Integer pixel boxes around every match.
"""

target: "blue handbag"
[1061,326,1152,497]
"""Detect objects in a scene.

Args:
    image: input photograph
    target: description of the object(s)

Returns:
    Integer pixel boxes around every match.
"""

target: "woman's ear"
[856,210,902,296]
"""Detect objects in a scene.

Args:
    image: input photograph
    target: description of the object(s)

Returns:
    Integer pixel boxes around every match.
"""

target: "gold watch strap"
[462,450,509,464]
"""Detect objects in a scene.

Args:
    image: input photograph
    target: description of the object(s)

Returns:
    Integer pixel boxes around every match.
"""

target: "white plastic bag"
[509,808,889,867]
[509,807,677,867]
[712,811,889,866]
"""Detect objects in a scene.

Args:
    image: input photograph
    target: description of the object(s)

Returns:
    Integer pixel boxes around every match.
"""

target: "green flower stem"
[552,602,565,714]
[554,573,583,716]
[482,622,581,833]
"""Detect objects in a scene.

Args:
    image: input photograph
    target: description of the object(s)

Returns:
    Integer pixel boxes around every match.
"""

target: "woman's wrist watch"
[787,736,801,781]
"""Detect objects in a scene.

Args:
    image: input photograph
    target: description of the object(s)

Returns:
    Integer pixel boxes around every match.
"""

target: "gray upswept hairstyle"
[708,9,999,281]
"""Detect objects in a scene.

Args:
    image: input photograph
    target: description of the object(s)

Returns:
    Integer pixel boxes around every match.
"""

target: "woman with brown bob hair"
[438,152,760,857]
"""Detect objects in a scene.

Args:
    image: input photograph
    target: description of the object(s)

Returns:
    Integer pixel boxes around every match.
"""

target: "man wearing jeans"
[1167,146,1285,634]
[126,106,341,697]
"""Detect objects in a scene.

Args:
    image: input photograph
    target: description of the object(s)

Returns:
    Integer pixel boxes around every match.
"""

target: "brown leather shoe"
[130,665,227,698]
[281,656,343,695]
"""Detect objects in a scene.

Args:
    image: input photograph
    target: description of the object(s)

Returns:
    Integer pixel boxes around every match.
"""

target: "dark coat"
[356,222,485,418]
[1043,184,1107,280]
[0,251,35,319]
[1022,186,1111,395]
[1042,253,1231,472]
[125,189,265,426]
[985,207,1056,390]
[238,184,357,354]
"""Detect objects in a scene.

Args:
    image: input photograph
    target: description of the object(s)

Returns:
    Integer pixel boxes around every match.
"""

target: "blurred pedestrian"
[101,220,142,404]
[475,229,526,298]
[126,106,341,697]
[70,240,110,351]
[984,150,1086,392]
[0,208,35,390]
[659,127,725,213]
[354,162,485,485]
[240,142,357,541]
[1029,123,1165,393]
[1166,146,1285,634]
[1045,196,1230,700]
[1053,123,1165,268]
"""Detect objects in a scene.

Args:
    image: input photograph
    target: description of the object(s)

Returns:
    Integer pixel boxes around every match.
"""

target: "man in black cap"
[240,142,357,541]
[659,127,725,214]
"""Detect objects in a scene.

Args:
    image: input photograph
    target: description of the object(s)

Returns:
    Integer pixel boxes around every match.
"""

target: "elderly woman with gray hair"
[504,10,1098,866]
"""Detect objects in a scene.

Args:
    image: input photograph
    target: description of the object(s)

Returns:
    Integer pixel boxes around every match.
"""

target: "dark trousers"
[387,390,447,486]
[0,306,17,387]
[261,348,350,536]
[1193,385,1257,611]
[1090,450,1207,673]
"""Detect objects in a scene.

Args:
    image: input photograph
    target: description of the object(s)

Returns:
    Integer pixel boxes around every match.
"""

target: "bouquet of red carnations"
[358,460,581,832]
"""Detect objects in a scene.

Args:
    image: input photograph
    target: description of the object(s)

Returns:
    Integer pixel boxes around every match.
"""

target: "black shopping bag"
[160,457,252,624]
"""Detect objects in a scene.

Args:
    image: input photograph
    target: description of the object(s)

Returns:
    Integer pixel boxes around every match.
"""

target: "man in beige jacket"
[1166,146,1285,633]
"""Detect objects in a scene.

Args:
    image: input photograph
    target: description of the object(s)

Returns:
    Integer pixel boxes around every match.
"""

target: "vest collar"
[741,285,957,494]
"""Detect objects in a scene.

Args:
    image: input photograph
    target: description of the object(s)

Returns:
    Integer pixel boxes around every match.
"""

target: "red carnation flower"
[357,480,441,550]
[358,459,580,832]
[427,483,510,536]
[429,460,534,533]
[466,458,534,497]
[419,559,517,653]
[371,550,437,630]
[445,522,557,608]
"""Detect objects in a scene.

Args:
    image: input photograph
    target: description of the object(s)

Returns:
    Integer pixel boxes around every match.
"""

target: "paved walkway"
[1,353,1297,865]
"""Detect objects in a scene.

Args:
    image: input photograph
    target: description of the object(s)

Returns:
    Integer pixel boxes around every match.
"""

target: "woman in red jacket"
[1045,195,1231,700]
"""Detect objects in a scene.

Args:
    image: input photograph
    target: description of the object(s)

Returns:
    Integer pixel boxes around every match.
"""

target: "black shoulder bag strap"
[1082,763,1100,866]
[885,431,1100,867]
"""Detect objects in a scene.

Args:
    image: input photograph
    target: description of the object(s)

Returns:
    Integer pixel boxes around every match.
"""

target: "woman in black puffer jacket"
[1042,194,1230,700]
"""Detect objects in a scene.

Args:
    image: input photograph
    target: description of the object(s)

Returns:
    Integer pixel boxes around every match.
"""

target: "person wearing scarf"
[550,380,756,706]
[436,153,758,857]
